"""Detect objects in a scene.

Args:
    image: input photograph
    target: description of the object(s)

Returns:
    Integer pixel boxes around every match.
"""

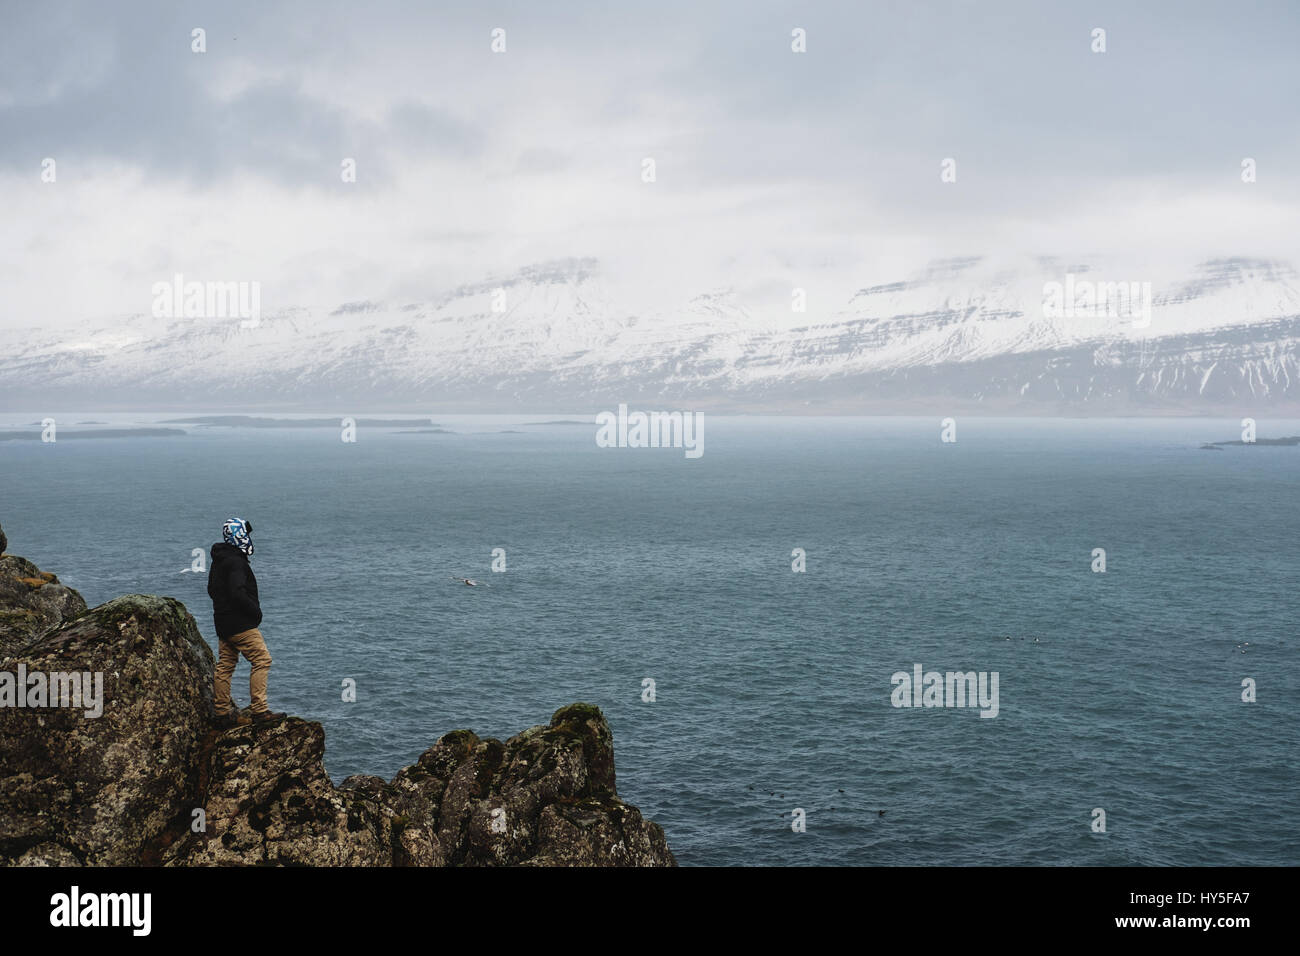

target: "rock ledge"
[0,523,675,867]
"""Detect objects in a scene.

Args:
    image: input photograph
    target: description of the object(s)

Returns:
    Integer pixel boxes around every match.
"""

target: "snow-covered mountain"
[4,256,1299,413]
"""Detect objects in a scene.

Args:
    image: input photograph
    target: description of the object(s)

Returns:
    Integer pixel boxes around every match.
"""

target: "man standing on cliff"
[208,518,284,727]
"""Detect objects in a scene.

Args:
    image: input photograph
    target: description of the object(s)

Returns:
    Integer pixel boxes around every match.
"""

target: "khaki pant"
[214,627,272,715]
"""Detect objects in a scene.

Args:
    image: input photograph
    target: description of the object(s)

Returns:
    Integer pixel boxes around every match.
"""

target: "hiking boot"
[212,709,241,729]
[252,710,287,724]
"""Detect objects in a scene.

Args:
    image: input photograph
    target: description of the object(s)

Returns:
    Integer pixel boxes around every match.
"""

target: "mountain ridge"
[4,256,1297,414]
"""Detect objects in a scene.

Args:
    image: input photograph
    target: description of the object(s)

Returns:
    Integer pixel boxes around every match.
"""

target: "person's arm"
[225,562,262,618]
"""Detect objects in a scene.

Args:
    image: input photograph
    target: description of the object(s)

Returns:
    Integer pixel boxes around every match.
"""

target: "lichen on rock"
[0,527,86,651]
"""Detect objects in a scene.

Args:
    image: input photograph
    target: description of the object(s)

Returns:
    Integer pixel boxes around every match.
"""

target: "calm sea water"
[2,414,1296,866]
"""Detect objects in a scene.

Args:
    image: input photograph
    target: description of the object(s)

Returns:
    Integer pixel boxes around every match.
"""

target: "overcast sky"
[2,0,1299,329]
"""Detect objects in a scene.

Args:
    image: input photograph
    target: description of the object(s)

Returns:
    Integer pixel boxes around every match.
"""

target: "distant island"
[157,415,439,428]
[1202,436,1300,447]
[0,428,186,442]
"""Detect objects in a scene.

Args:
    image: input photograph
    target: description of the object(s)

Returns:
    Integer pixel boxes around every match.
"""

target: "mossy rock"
[551,702,605,726]
[437,729,479,755]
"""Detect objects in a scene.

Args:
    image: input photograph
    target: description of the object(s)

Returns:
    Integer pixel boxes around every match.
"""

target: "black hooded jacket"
[208,542,262,640]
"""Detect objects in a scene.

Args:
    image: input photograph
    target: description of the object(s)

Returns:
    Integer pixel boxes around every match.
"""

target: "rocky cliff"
[0,523,675,867]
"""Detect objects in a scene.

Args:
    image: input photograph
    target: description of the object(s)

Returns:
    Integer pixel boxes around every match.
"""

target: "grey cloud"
[0,1,485,186]
[7,0,1297,196]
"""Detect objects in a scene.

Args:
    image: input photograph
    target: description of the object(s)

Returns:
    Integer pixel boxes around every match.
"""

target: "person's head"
[222,517,254,556]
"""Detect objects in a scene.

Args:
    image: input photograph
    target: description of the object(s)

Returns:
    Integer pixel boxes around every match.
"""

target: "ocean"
[2,413,1296,866]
